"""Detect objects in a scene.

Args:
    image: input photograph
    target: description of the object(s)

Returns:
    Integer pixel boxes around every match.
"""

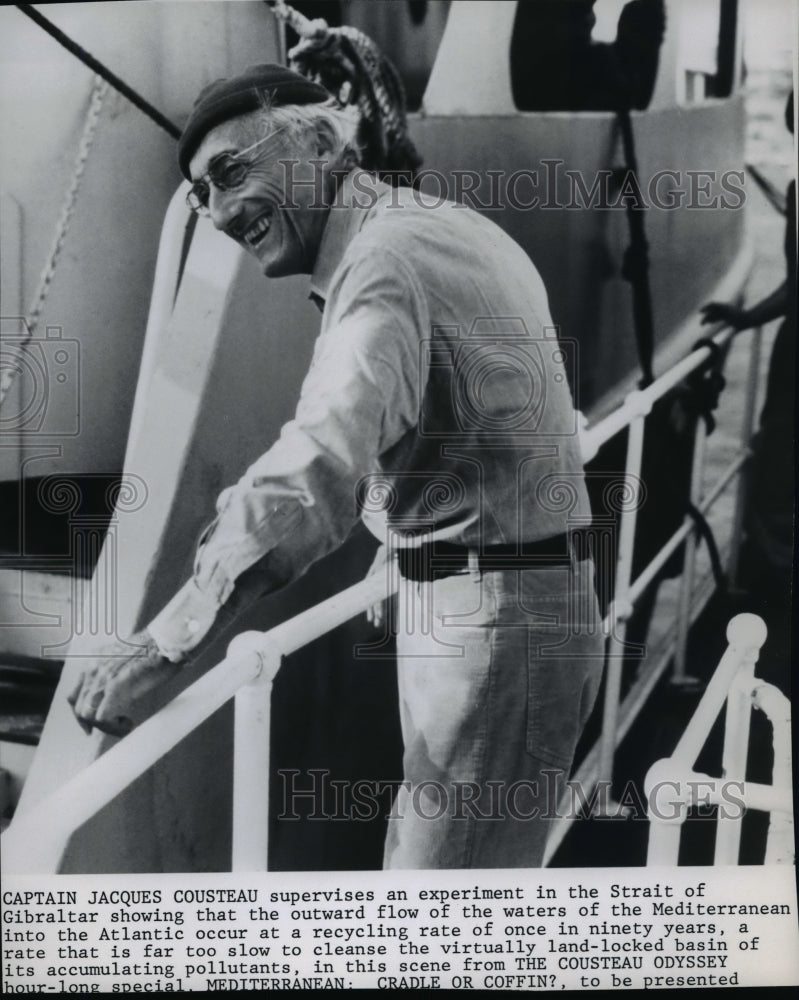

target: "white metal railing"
[592,320,761,748]
[1,573,395,873]
[539,292,764,860]
[1,313,771,873]
[645,613,793,865]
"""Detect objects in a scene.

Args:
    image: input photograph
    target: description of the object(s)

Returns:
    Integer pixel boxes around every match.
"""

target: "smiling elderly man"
[68,63,604,869]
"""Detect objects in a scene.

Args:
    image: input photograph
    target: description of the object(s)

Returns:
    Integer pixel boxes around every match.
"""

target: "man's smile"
[242,212,273,248]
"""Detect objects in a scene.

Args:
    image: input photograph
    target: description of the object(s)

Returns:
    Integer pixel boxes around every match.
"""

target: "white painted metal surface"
[231,634,282,873]
[645,613,793,866]
[1,291,779,871]
[125,184,194,457]
[1,572,393,873]
[422,0,517,115]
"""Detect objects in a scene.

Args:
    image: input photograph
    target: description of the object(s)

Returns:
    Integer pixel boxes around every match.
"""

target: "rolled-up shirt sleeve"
[148,246,429,661]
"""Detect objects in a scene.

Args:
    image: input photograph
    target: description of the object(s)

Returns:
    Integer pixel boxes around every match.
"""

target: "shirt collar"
[310,170,390,305]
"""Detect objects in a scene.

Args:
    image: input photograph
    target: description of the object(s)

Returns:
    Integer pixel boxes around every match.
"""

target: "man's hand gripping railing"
[1,571,397,873]
[67,630,180,737]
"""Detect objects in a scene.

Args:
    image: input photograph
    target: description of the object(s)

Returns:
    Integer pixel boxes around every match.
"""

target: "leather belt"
[397,533,587,582]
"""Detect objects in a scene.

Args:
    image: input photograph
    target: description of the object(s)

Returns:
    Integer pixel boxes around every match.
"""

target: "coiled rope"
[267,0,422,179]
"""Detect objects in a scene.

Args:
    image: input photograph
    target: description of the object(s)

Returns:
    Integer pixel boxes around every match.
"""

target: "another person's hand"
[700,301,749,330]
[67,630,181,737]
[365,544,389,630]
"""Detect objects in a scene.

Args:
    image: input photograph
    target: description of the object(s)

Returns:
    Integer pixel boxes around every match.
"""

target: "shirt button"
[186,618,200,635]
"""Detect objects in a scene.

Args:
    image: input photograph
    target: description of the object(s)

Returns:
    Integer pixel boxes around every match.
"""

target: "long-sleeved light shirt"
[148,172,590,661]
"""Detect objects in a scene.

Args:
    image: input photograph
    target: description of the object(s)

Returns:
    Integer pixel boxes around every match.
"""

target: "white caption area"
[3,866,799,991]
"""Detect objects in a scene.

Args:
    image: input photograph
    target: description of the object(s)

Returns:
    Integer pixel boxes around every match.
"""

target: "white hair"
[233,98,361,171]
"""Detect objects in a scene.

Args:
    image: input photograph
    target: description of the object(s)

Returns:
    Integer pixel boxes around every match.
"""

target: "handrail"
[1,572,395,874]
[580,320,734,462]
[644,614,793,865]
[1,318,759,873]
[753,681,794,864]
[671,614,766,766]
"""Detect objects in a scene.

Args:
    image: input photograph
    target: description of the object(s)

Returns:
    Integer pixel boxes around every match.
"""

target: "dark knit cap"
[178,63,330,178]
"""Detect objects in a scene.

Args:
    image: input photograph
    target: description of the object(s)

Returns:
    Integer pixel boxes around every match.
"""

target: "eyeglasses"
[186,128,287,216]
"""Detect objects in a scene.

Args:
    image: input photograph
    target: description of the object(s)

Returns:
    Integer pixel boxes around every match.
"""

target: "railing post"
[647,805,688,865]
[645,758,689,865]
[1,574,395,873]
[727,325,762,589]
[672,414,708,685]
[713,674,756,864]
[713,614,767,864]
[230,633,283,872]
[753,683,794,864]
[645,616,768,866]
[674,613,767,762]
[596,394,649,793]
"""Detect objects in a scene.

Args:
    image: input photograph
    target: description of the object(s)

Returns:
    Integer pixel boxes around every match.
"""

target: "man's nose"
[208,185,243,232]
